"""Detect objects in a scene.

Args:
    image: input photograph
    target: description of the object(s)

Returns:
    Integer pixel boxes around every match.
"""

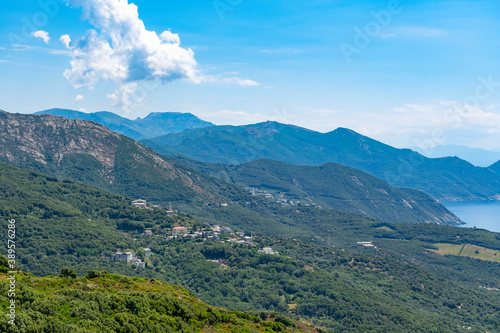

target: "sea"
[441,201,500,233]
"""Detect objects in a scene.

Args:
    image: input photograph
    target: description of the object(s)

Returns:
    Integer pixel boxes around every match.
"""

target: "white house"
[132,199,147,208]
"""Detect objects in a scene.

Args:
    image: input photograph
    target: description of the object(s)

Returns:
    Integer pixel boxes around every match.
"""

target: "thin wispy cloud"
[200,110,279,125]
[11,44,72,56]
[380,26,447,39]
[298,101,500,148]
[202,75,259,86]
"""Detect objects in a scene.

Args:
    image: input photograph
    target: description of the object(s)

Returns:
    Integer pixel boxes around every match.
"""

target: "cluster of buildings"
[245,188,320,208]
[357,241,377,249]
[132,199,175,216]
[258,247,278,255]
[164,223,255,245]
[131,199,280,259]
[111,248,152,268]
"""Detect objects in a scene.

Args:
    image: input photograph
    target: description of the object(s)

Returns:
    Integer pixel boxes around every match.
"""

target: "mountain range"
[412,144,500,167]
[0,109,460,226]
[142,121,500,201]
[35,108,213,140]
[31,108,500,202]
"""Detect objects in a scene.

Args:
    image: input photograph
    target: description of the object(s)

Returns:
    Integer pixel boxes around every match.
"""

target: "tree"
[59,267,77,279]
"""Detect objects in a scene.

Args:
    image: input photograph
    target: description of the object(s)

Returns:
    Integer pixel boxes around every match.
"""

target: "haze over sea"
[442,201,500,233]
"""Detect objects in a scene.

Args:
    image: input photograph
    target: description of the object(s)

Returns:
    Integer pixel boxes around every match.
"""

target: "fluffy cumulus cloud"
[75,94,84,102]
[62,0,199,112]
[62,0,257,113]
[60,34,71,49]
[32,30,51,44]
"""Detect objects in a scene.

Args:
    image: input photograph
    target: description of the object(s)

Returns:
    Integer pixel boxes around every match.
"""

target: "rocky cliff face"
[0,110,241,204]
[0,111,120,168]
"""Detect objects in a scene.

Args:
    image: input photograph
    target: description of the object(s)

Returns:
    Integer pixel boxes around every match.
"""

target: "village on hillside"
[245,187,321,208]
[109,198,280,268]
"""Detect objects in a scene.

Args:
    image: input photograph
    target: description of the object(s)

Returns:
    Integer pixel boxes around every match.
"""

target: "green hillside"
[143,122,500,201]
[0,163,499,332]
[0,267,312,333]
[172,157,461,225]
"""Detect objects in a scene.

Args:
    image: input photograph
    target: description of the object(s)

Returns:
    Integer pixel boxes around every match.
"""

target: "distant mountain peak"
[251,120,316,132]
[34,108,213,139]
[331,127,365,137]
[142,111,184,117]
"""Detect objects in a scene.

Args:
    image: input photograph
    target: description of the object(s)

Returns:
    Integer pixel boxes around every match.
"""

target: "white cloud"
[62,0,199,112]
[106,82,142,113]
[64,0,199,87]
[75,94,84,102]
[160,30,180,44]
[62,0,257,113]
[32,30,51,44]
[60,34,71,49]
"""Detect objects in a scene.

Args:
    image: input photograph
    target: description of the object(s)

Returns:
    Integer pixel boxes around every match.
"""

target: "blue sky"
[1,0,500,150]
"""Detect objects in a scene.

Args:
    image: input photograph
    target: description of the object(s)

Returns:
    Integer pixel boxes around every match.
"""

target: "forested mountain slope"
[143,121,500,201]
[173,157,462,225]
[0,110,461,225]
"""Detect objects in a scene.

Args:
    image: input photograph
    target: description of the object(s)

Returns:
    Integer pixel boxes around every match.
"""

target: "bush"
[86,269,102,279]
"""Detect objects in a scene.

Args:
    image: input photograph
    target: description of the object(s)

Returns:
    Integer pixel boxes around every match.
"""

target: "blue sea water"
[441,201,500,233]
